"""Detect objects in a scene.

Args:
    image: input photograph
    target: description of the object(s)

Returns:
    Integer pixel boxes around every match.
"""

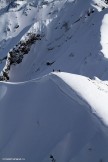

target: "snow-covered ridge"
[0,72,108,162]
[51,72,108,125]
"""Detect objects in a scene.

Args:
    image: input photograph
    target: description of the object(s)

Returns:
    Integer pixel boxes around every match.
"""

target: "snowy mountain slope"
[0,0,108,81]
[0,72,108,162]
[52,72,108,125]
[0,0,39,72]
[0,0,108,162]
[1,0,108,81]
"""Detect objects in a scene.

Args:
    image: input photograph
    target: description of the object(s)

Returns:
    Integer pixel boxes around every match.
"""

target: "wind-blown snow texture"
[0,0,108,162]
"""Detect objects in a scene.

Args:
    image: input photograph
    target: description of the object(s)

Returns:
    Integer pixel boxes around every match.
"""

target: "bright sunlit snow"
[101,13,108,58]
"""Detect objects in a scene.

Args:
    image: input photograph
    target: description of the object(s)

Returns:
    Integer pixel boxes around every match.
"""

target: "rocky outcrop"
[0,33,42,81]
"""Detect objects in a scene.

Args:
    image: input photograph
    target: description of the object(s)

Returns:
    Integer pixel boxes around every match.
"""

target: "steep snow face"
[53,72,108,125]
[0,0,39,72]
[0,0,36,42]
[0,72,108,162]
[1,0,108,81]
